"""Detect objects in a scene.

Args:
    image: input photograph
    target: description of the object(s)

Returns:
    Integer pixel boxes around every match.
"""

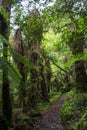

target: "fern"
[0,57,22,79]
[64,53,84,68]
[10,48,36,70]
[0,34,8,46]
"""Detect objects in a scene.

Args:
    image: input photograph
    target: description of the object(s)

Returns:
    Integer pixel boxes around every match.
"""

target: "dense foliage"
[61,89,87,130]
[0,0,87,130]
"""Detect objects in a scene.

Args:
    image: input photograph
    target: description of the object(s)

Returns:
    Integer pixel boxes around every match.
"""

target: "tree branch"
[51,60,68,74]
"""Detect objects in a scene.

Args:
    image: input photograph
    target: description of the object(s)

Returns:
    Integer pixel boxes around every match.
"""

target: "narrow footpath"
[33,95,66,130]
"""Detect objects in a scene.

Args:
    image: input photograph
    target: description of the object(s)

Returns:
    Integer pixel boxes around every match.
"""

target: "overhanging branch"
[51,60,68,74]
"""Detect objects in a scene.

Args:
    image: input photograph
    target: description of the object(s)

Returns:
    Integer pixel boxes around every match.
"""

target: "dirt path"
[33,95,66,130]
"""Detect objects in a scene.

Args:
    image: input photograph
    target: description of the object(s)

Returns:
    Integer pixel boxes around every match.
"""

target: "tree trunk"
[13,29,27,112]
[28,48,40,109]
[72,33,87,92]
[75,60,87,92]
[0,1,12,129]
[27,9,43,110]
[45,58,51,93]
[40,61,50,102]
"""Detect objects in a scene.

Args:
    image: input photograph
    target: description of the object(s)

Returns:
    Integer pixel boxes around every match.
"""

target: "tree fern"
[64,53,84,69]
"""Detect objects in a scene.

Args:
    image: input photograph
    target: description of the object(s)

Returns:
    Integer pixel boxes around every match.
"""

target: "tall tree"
[70,31,87,92]
[40,57,50,102]
[45,58,51,93]
[24,8,43,109]
[45,0,87,92]
[64,0,87,92]
[0,0,12,129]
[0,0,22,129]
[13,29,27,112]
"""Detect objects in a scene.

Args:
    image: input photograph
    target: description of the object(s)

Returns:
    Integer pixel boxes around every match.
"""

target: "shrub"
[60,90,87,130]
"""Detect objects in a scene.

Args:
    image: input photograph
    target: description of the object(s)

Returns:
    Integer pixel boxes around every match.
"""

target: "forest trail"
[33,95,66,130]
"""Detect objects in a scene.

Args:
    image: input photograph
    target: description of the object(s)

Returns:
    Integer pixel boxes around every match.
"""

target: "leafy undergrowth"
[60,88,87,130]
[14,92,61,128]
[38,92,62,113]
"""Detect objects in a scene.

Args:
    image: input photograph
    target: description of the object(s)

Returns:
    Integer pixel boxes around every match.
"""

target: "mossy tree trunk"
[40,61,50,102]
[72,33,87,92]
[26,9,43,110]
[13,29,27,112]
[45,58,51,93]
[0,1,12,129]
[28,43,41,109]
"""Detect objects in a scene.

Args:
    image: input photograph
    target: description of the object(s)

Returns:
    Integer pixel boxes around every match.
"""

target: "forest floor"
[33,95,66,130]
[16,95,66,130]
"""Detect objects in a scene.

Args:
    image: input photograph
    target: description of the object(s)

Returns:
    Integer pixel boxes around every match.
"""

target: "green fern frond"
[64,53,84,68]
[0,34,8,46]
[10,48,36,70]
[0,57,22,79]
